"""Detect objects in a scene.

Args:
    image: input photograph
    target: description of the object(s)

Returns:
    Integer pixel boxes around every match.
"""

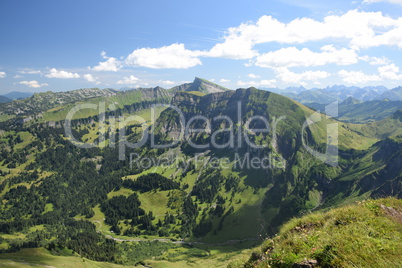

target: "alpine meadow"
[1,1,402,267]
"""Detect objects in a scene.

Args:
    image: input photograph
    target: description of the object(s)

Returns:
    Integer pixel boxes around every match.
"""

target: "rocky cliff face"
[139,86,173,101]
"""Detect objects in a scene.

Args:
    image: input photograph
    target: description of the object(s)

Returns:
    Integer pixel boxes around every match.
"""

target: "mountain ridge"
[0,78,401,267]
[2,91,33,100]
[0,96,12,103]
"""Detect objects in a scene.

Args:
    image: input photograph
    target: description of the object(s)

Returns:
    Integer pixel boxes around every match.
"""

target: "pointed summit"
[187,77,229,94]
[340,96,361,106]
[170,77,229,94]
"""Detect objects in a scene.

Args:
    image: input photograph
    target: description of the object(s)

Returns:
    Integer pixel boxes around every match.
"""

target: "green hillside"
[0,85,400,267]
[337,99,402,123]
[0,248,126,268]
[237,197,402,267]
[351,109,402,139]
[39,87,172,122]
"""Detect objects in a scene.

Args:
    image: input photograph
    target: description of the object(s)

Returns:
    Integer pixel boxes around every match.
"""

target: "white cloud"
[237,79,276,87]
[364,0,402,5]
[378,64,402,80]
[338,70,381,84]
[13,74,23,79]
[92,57,121,72]
[237,81,252,87]
[19,69,42,74]
[259,79,277,86]
[275,67,330,84]
[78,10,402,75]
[207,37,256,60]
[220,78,230,83]
[0,72,6,78]
[338,64,402,84]
[45,68,80,79]
[125,43,202,69]
[255,46,358,68]
[100,51,107,59]
[19,80,48,88]
[207,10,402,59]
[83,74,96,82]
[160,80,175,85]
[359,55,391,65]
[117,75,141,85]
[83,74,100,84]
[370,57,391,65]
[247,73,260,79]
[349,19,402,49]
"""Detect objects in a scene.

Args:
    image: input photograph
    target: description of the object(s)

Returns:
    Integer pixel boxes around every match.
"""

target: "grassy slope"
[235,197,402,267]
[337,100,402,123]
[184,91,207,97]
[0,248,126,268]
[354,117,402,139]
[39,90,144,122]
[292,98,378,150]
[1,88,400,267]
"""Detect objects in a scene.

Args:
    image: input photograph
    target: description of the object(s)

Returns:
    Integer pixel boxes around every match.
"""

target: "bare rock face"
[381,204,402,224]
[292,259,318,268]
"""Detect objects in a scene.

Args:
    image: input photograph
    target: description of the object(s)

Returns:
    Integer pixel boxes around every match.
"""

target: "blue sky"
[1,0,402,94]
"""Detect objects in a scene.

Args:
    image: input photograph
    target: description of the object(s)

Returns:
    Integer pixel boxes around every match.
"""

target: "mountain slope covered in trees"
[0,79,401,266]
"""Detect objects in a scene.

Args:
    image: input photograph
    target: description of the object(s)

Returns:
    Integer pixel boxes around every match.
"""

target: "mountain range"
[0,91,33,103]
[0,78,401,267]
[306,97,402,123]
[1,82,401,108]
[265,85,402,104]
[0,96,11,103]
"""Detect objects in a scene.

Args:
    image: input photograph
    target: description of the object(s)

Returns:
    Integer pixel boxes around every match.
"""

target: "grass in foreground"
[232,197,402,268]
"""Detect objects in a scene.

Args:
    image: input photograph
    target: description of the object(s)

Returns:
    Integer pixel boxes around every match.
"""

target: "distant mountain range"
[0,88,119,116]
[0,96,12,103]
[0,78,230,117]
[2,80,402,125]
[259,85,402,123]
[306,97,402,123]
[2,82,400,106]
[0,91,33,101]
[265,85,396,104]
